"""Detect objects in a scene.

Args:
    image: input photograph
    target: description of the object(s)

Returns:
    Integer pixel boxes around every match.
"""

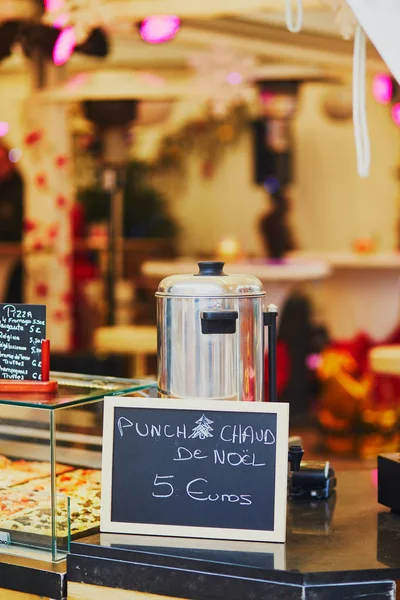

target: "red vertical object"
[41,339,50,382]
[264,341,290,401]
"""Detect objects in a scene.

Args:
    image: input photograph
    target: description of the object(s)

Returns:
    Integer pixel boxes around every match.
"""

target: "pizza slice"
[0,460,74,488]
[0,469,42,488]
[0,507,70,538]
[10,460,74,477]
[0,489,49,518]
[57,469,101,487]
[0,456,11,469]
[55,469,101,498]
[17,469,101,498]
[0,492,101,537]
[0,465,102,537]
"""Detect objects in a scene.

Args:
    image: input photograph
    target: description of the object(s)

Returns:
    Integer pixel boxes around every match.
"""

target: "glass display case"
[0,372,156,562]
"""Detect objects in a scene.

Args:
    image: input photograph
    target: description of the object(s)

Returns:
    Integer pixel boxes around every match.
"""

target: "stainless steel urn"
[156,261,277,402]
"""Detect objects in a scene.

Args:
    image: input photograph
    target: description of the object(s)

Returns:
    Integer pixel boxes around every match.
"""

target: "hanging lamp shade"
[347,0,400,84]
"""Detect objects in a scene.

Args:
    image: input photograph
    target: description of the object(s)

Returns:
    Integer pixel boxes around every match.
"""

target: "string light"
[44,0,65,12]
[227,72,243,85]
[53,26,76,66]
[139,15,180,44]
[391,103,400,127]
[44,0,69,27]
[8,148,22,163]
[372,73,393,104]
[0,122,9,137]
[264,177,281,194]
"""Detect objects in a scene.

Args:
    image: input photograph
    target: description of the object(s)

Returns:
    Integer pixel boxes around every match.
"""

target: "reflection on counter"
[100,533,286,571]
[377,511,400,569]
[288,493,336,536]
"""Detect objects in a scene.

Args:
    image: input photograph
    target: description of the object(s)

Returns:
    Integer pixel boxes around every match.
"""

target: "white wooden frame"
[101,398,289,543]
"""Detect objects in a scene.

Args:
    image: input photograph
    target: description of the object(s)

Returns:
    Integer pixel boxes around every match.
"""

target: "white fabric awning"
[347,0,400,85]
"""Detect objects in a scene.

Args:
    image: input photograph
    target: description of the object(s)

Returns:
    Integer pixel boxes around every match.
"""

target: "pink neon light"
[53,14,69,28]
[372,73,393,104]
[305,353,321,371]
[140,15,181,44]
[138,72,165,86]
[261,91,274,105]
[67,73,89,90]
[53,27,76,66]
[227,72,243,85]
[370,469,378,488]
[0,122,9,137]
[44,0,65,13]
[8,148,22,163]
[392,103,400,126]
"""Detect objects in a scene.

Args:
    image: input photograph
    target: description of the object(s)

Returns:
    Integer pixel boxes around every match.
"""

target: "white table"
[93,325,157,377]
[142,258,331,312]
[290,252,400,342]
[369,345,400,376]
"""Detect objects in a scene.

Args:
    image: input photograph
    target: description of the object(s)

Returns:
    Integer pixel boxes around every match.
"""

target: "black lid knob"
[196,261,226,276]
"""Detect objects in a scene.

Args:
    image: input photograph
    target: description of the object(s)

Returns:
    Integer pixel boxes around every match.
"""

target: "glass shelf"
[0,373,157,561]
[0,372,157,410]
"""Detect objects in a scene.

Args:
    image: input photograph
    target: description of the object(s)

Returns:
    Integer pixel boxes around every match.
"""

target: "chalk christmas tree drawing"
[189,415,214,440]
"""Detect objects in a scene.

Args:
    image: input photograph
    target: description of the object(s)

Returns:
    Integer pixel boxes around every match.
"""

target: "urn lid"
[156,261,265,298]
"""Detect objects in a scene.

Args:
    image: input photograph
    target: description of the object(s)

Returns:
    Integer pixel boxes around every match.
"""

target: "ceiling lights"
[372,73,393,105]
[139,15,181,44]
[41,0,332,43]
[53,25,76,65]
[392,104,400,127]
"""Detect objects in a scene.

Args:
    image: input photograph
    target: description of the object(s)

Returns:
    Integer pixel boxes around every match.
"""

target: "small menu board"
[0,304,46,381]
[101,398,289,543]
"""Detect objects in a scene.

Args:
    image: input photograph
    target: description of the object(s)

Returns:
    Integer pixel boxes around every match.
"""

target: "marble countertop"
[68,469,400,599]
[0,469,396,600]
[0,552,66,599]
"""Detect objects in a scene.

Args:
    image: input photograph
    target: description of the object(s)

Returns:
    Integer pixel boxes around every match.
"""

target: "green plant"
[78,160,177,239]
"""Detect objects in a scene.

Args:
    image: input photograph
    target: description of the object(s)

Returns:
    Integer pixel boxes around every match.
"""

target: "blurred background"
[0,0,400,460]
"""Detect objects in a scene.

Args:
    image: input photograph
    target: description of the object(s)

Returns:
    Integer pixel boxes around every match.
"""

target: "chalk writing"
[111,406,279,532]
[115,418,275,447]
[118,417,133,437]
[220,425,275,445]
[149,475,253,505]
[189,415,214,440]
[186,478,252,505]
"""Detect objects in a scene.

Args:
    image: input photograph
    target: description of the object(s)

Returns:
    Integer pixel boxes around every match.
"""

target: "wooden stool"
[93,325,157,378]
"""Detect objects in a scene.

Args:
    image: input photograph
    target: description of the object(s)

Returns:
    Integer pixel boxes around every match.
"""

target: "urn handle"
[200,311,238,334]
[264,304,278,403]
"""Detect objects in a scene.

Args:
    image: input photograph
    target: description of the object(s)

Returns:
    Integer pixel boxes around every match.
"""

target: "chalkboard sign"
[101,398,289,543]
[0,303,46,381]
